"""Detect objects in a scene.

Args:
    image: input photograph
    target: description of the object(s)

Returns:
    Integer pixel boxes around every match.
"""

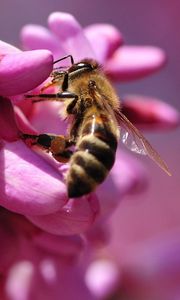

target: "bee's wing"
[115,110,171,176]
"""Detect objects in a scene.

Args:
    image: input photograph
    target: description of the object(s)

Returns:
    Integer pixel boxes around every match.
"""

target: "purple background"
[1,0,180,250]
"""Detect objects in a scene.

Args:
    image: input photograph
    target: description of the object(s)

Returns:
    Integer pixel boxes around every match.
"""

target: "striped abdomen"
[66,111,118,198]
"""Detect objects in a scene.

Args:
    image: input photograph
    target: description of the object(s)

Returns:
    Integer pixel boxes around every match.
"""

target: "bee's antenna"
[53,55,74,66]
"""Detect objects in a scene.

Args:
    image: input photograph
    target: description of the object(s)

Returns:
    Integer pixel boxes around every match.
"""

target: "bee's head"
[68,58,99,74]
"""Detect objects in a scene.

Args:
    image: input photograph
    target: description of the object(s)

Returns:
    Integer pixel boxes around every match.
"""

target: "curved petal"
[33,232,84,258]
[0,50,53,96]
[0,140,67,215]
[0,97,20,141]
[6,257,95,300]
[96,150,148,217]
[29,101,67,135]
[48,12,95,62]
[26,194,100,235]
[5,260,36,300]
[20,24,65,59]
[85,222,110,248]
[123,231,180,274]
[121,95,180,130]
[14,105,38,134]
[84,24,123,64]
[0,209,38,274]
[85,260,120,299]
[0,211,19,273]
[105,46,166,81]
[121,231,180,300]
[0,40,21,55]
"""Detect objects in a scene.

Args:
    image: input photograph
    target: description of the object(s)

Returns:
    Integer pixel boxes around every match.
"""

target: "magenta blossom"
[0,11,179,300]
[86,230,180,300]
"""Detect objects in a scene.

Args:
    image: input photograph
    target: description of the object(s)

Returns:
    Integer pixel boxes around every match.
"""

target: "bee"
[23,55,171,198]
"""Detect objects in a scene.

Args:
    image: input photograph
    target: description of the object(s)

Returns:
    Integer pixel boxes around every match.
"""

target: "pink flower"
[85,231,180,300]
[0,11,179,300]
[0,40,53,97]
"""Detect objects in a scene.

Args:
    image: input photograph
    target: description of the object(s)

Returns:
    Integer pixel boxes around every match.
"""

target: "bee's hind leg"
[21,133,74,163]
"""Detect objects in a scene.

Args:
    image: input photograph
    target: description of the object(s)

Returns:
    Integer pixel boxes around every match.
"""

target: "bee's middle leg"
[22,133,74,163]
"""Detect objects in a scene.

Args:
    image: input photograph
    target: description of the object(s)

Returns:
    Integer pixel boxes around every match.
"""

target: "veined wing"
[115,110,171,176]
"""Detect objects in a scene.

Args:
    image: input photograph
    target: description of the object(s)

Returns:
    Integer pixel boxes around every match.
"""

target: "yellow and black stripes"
[79,135,116,170]
[67,117,117,198]
[67,147,108,197]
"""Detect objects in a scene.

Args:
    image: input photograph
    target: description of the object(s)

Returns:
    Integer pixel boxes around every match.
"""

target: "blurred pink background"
[1,0,179,252]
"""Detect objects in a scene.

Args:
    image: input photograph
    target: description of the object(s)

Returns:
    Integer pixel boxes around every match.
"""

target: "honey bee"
[23,55,171,198]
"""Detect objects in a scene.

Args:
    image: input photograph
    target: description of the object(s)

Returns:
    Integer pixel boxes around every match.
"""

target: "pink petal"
[85,260,120,299]
[0,50,53,96]
[96,150,148,217]
[85,222,110,247]
[113,151,148,195]
[20,25,65,59]
[48,12,95,62]
[6,257,95,300]
[29,101,67,135]
[14,105,37,134]
[0,97,20,141]
[0,210,38,274]
[0,140,67,215]
[0,40,21,55]
[26,194,100,235]
[105,46,166,81]
[0,212,19,273]
[122,95,180,129]
[84,24,123,63]
[124,234,180,276]
[6,260,35,300]
[121,232,180,299]
[33,232,84,258]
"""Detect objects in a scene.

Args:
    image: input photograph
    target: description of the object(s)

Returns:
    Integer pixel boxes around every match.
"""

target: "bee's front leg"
[25,91,78,104]
[21,133,74,163]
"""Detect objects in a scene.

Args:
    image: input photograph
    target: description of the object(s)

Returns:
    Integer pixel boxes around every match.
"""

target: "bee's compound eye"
[37,134,52,148]
[69,62,93,73]
[77,63,86,68]
[76,63,93,70]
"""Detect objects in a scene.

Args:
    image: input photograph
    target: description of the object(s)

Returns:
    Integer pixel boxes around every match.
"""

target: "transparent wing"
[94,91,120,128]
[115,110,171,176]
